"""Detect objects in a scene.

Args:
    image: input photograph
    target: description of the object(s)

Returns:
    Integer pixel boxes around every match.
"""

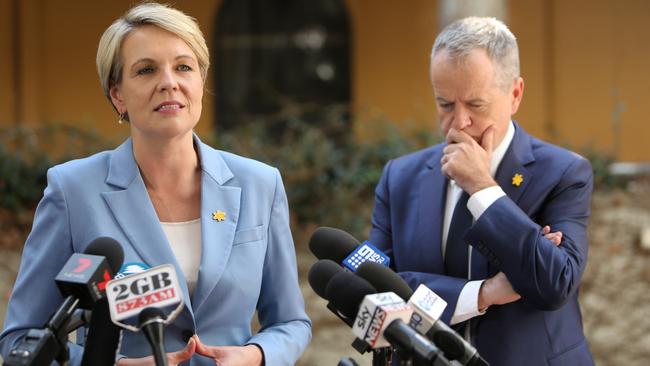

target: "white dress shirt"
[444,121,514,325]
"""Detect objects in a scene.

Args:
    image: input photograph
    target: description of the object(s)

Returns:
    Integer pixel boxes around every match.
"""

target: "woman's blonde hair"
[96,2,209,102]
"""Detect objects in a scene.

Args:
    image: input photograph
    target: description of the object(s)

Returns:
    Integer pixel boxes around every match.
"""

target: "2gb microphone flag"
[106,264,182,322]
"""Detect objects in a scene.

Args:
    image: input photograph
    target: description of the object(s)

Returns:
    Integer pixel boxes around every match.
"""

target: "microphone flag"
[55,253,113,308]
[351,292,412,348]
[106,264,183,332]
[343,241,390,272]
[407,284,448,334]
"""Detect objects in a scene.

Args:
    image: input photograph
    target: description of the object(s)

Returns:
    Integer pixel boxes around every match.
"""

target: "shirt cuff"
[467,185,506,220]
[450,280,487,325]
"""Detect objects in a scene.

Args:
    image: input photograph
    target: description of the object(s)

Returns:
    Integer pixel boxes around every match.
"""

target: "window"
[214,0,350,133]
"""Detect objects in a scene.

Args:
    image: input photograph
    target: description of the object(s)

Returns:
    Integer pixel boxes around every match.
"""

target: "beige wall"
[1,0,220,139]
[512,0,650,161]
[0,1,13,127]
[551,0,650,161]
[0,0,648,161]
[509,0,548,140]
[346,0,439,138]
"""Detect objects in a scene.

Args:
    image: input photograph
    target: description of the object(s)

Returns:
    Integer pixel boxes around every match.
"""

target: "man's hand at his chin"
[441,126,497,195]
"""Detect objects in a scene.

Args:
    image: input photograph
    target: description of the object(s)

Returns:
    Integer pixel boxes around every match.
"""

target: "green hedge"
[0,121,624,244]
[0,125,110,211]
[212,118,440,239]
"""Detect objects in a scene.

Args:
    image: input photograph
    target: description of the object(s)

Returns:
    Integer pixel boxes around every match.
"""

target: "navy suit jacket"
[0,135,311,365]
[369,123,594,365]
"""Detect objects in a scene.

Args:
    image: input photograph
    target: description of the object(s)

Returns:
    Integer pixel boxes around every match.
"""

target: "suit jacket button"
[182,330,194,343]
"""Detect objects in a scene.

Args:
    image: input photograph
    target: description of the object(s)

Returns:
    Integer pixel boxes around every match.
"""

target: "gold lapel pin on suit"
[212,210,226,222]
[512,173,524,187]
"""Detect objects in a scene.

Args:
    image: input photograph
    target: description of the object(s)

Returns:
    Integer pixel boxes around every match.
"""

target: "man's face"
[430,48,523,148]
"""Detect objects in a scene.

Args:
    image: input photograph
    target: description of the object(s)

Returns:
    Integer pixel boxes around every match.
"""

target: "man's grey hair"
[431,17,520,90]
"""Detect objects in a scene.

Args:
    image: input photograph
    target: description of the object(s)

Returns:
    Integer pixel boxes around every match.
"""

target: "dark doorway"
[213,0,351,133]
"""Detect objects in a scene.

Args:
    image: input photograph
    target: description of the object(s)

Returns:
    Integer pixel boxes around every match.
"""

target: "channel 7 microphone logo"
[55,253,112,307]
[106,264,182,322]
[343,241,390,272]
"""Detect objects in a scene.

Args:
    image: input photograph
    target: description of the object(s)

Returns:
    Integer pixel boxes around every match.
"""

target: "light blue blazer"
[0,135,311,365]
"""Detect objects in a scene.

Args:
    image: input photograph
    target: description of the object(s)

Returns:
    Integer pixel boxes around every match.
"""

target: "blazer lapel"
[495,122,535,205]
[191,137,241,311]
[101,138,193,314]
[414,147,447,272]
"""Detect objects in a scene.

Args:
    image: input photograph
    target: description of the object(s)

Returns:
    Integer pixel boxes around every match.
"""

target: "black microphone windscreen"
[138,308,168,366]
[309,227,359,262]
[325,272,377,319]
[84,237,124,274]
[432,330,466,361]
[138,307,167,325]
[356,262,413,301]
[308,259,344,299]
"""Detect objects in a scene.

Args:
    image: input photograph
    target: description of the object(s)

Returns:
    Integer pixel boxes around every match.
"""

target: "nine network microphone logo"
[343,241,390,271]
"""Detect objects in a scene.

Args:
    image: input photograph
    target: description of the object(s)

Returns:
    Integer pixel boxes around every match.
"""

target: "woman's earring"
[118,112,126,124]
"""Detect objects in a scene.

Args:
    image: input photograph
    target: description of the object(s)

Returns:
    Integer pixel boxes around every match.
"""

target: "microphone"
[56,237,125,309]
[139,308,168,366]
[407,285,447,336]
[351,292,412,349]
[106,264,184,365]
[307,260,356,328]
[81,297,122,366]
[323,271,391,360]
[324,271,377,320]
[114,262,151,279]
[80,238,126,366]
[106,264,183,328]
[327,275,449,365]
[308,259,345,299]
[308,261,383,359]
[5,237,124,366]
[309,227,359,262]
[309,227,390,271]
[356,262,489,366]
[64,309,92,333]
[337,357,360,366]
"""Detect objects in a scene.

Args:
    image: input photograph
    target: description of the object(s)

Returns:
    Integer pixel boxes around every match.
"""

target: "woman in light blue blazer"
[0,3,311,365]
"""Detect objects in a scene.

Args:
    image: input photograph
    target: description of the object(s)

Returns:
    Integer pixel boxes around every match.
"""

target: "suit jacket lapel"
[191,137,241,311]
[487,123,535,276]
[415,147,447,272]
[101,138,193,314]
[495,122,535,204]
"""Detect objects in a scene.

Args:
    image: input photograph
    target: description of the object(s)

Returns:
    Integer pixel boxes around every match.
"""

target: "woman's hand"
[117,337,196,366]
[193,335,263,366]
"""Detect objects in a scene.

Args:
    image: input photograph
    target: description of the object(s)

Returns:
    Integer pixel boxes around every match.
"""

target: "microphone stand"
[349,338,391,366]
[372,348,391,366]
[4,296,77,366]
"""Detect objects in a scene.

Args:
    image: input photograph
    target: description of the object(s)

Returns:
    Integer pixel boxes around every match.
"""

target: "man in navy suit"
[369,17,594,365]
